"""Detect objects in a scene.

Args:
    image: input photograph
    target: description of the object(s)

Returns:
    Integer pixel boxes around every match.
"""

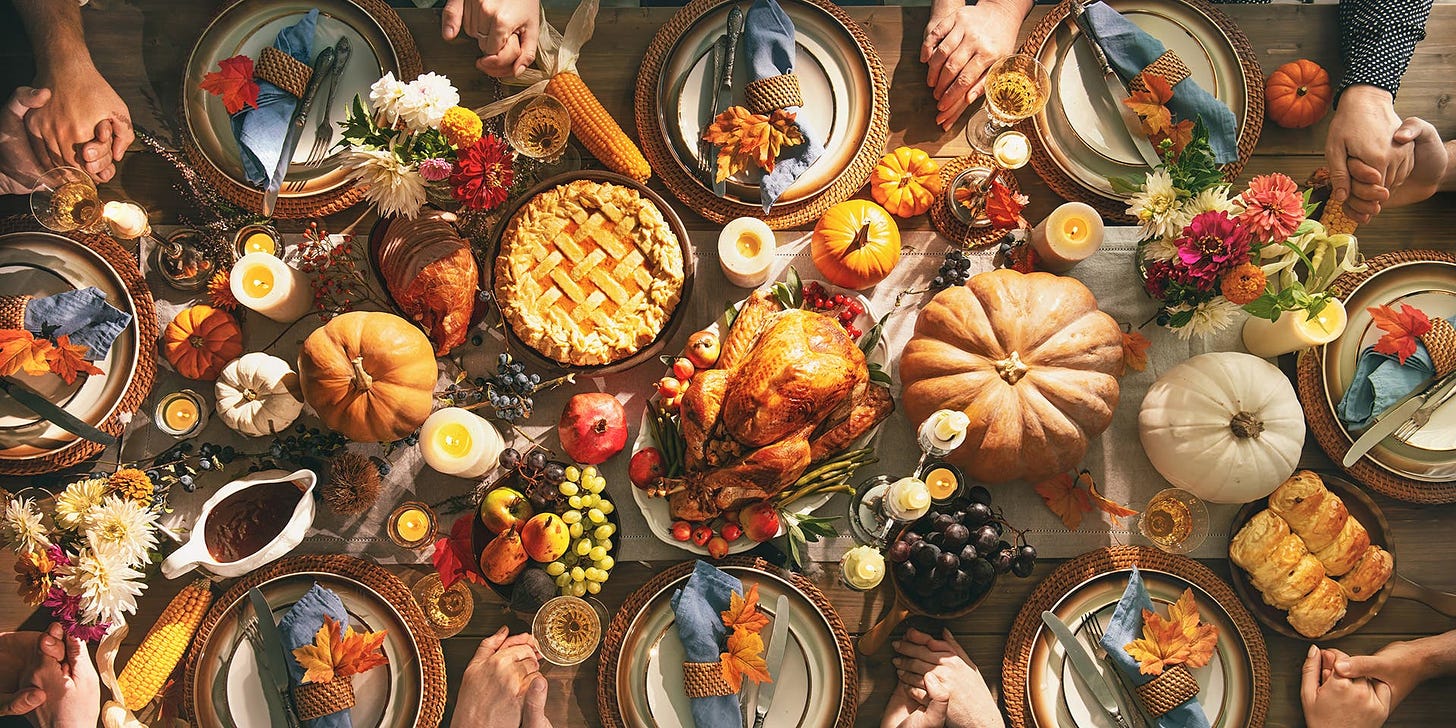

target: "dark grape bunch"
[441,353,544,423]
[885,485,1037,613]
[930,249,973,290]
[491,446,570,512]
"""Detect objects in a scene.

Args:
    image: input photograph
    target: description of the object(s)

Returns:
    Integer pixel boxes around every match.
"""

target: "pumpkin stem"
[1230,411,1264,439]
[1296,85,1309,98]
[850,222,872,252]
[349,356,374,393]
[242,388,258,402]
[188,334,205,350]
[993,351,1030,385]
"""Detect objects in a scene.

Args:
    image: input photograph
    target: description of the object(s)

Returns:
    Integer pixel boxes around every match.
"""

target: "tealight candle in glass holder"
[388,501,438,549]
[233,224,282,260]
[155,390,207,438]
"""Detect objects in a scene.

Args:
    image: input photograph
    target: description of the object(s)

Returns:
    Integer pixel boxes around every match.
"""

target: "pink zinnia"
[1238,173,1305,242]
[418,157,453,182]
[1175,211,1252,283]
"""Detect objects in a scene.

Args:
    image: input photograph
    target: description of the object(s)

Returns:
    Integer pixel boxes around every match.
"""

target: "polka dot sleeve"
[1339,0,1432,99]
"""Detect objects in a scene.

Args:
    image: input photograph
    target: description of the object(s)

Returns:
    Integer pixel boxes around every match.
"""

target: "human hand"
[26,60,132,182]
[1370,117,1449,209]
[881,673,950,728]
[0,624,100,727]
[441,0,542,78]
[449,627,543,728]
[0,627,63,716]
[921,0,1027,130]
[1324,84,1406,223]
[0,87,54,195]
[1333,638,1433,710]
[1302,644,1391,728]
[891,628,1004,728]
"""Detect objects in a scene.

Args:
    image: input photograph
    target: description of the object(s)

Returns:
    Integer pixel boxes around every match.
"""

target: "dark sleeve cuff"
[1337,0,1433,99]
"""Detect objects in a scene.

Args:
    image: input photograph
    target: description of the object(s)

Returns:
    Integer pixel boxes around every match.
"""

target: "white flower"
[83,496,158,568]
[1141,236,1180,263]
[368,72,408,124]
[1185,185,1237,216]
[1171,298,1242,340]
[55,477,107,531]
[340,149,428,219]
[1127,171,1187,241]
[2,497,51,554]
[56,546,143,625]
[403,72,459,131]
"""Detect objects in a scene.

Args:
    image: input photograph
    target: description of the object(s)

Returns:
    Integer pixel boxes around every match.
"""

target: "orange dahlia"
[207,271,238,311]
[1220,262,1267,305]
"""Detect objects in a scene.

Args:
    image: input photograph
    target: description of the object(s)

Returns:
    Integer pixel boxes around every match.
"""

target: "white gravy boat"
[161,468,317,579]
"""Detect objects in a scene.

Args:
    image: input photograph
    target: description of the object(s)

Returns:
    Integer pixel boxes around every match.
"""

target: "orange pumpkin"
[162,305,243,380]
[1266,60,1331,129]
[810,200,902,290]
[870,147,942,218]
[297,311,437,443]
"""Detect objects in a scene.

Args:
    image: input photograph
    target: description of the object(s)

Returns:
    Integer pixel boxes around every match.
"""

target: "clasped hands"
[883,628,1004,728]
[1324,85,1448,223]
[0,62,132,195]
[1302,639,1434,728]
[0,624,100,728]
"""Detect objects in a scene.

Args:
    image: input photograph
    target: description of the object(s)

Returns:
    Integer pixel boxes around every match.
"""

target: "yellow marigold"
[1220,262,1267,305]
[14,548,54,606]
[439,106,482,149]
[107,468,155,507]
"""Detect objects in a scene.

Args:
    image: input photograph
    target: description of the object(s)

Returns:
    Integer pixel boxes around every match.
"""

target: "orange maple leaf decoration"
[721,583,770,634]
[702,106,804,183]
[1368,304,1431,365]
[291,616,389,685]
[984,180,1027,229]
[1087,476,1138,520]
[1035,470,1135,529]
[45,335,102,385]
[0,330,54,378]
[1122,73,1193,158]
[200,55,261,115]
[1124,588,1219,675]
[720,629,773,693]
[1121,331,1152,374]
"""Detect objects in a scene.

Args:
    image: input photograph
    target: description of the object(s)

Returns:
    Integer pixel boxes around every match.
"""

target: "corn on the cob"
[116,578,213,711]
[546,71,651,182]
[1319,198,1359,235]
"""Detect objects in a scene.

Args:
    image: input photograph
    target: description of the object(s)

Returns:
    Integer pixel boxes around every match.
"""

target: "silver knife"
[248,589,303,728]
[700,36,728,188]
[751,594,791,728]
[1042,611,1130,728]
[1070,1,1164,169]
[1343,369,1456,466]
[262,45,338,217]
[0,376,116,444]
[713,6,744,196]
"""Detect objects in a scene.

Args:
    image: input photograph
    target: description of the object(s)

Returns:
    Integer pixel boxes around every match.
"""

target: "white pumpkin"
[215,353,304,437]
[1139,352,1306,504]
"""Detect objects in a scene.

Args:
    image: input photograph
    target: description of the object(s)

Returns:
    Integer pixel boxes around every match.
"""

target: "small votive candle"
[1242,299,1348,358]
[992,131,1031,170]
[229,252,314,322]
[718,217,777,287]
[840,544,886,591]
[1029,202,1104,272]
[155,390,207,438]
[389,501,438,549]
[233,224,281,259]
[419,407,504,479]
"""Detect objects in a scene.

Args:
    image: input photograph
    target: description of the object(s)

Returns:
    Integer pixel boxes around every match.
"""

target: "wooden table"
[2,3,1455,727]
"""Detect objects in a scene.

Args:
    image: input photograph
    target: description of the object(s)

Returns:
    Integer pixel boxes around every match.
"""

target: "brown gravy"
[204,480,305,563]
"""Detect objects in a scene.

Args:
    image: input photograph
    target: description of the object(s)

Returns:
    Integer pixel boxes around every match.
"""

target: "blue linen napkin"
[1082,2,1240,165]
[23,287,131,361]
[671,560,743,728]
[231,9,318,187]
[277,583,352,728]
[1336,317,1455,430]
[1097,568,1210,728]
[743,0,823,212]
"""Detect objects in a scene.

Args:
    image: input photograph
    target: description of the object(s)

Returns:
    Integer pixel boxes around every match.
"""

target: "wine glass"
[531,595,607,666]
[30,167,104,235]
[965,54,1051,155]
[1138,488,1209,554]
[505,93,571,163]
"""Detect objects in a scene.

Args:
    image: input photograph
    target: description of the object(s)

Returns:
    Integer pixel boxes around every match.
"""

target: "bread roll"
[1229,510,1291,571]
[1313,517,1371,576]
[1287,578,1347,639]
[1339,546,1393,602]
[1249,533,1307,586]
[1294,494,1349,552]
[1268,471,1328,530]
[1259,554,1325,610]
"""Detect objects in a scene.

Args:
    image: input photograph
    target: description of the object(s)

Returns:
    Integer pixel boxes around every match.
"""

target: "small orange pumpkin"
[870,147,942,218]
[162,305,243,380]
[1266,60,1331,129]
[811,200,902,290]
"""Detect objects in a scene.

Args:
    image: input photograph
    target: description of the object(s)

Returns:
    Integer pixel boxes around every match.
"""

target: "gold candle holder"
[233,223,282,260]
[387,501,437,549]
[155,389,207,439]
[412,572,474,639]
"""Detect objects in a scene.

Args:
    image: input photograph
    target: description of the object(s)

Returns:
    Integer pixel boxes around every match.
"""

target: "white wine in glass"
[532,595,603,666]
[1139,488,1209,554]
[966,54,1051,155]
[30,167,103,234]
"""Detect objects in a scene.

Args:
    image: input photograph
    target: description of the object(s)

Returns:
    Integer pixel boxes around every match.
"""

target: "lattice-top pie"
[494,179,685,366]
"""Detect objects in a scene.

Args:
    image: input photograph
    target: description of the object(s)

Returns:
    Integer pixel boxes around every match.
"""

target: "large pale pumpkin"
[216,353,303,437]
[901,270,1123,483]
[810,200,901,290]
[870,147,942,218]
[1266,60,1331,129]
[298,311,437,442]
[162,305,243,380]
[1139,352,1305,504]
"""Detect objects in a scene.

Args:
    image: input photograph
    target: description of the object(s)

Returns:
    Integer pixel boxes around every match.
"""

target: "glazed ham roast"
[376,210,477,355]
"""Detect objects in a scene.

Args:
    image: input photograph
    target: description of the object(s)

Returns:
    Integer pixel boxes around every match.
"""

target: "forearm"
[1337,0,1432,99]
[12,0,97,82]
[1444,140,1456,191]
[1410,631,1456,680]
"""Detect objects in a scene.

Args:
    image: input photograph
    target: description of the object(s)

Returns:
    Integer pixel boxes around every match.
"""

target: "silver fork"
[243,624,304,728]
[288,36,351,192]
[1394,378,1456,442]
[1083,612,1149,728]
[695,37,726,185]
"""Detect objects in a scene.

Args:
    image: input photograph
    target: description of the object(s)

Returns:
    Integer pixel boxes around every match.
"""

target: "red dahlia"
[450,135,514,211]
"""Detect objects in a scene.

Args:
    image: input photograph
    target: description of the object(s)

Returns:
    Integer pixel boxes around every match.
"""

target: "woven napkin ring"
[0,295,30,330]
[294,676,356,721]
[1135,664,1199,717]
[745,74,803,115]
[1422,317,1456,379]
[1129,49,1191,92]
[256,46,312,99]
[682,661,736,697]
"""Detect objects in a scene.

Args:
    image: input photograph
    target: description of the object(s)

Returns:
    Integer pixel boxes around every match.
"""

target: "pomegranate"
[558,393,627,465]
[741,500,782,543]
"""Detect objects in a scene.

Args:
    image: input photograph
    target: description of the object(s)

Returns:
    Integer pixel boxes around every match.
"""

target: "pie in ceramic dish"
[494,178,686,367]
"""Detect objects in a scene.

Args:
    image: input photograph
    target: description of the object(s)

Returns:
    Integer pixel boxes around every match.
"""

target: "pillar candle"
[419,407,504,479]
[718,217,776,288]
[1029,202,1104,272]
[1242,299,1347,358]
[229,252,313,322]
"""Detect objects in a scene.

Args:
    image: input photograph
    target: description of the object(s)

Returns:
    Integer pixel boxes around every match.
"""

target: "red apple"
[741,501,781,543]
[691,524,713,546]
[558,393,627,465]
[721,523,743,542]
[671,357,695,380]
[671,521,693,542]
[630,447,666,489]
